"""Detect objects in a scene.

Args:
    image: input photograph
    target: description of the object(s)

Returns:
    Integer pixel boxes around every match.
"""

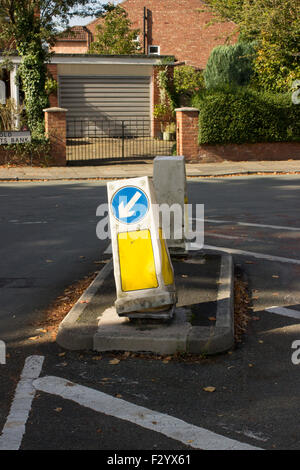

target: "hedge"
[191,87,300,145]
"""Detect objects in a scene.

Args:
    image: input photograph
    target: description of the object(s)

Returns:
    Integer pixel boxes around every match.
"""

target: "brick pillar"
[44,107,67,166]
[175,107,199,162]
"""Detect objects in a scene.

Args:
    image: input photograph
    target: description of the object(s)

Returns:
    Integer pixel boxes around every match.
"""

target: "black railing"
[66,119,175,163]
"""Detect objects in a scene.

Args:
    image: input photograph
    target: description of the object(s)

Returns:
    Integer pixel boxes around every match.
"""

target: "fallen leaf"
[181,274,188,278]
[248,363,254,367]
[109,359,120,365]
[28,336,39,341]
[80,300,89,304]
[208,316,216,321]
[58,352,66,357]
[92,355,102,361]
[203,386,216,393]
[258,340,264,344]
[272,275,279,278]
[54,407,62,412]
[115,394,122,398]
[96,429,102,433]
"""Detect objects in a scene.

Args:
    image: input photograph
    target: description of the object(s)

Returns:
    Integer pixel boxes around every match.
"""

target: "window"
[148,45,160,55]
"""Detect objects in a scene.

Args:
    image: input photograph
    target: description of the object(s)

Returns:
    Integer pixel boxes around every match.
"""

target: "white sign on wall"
[0,131,31,145]
[0,80,6,105]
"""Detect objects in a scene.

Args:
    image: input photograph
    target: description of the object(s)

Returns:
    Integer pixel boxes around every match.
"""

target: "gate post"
[175,107,199,161]
[44,107,68,166]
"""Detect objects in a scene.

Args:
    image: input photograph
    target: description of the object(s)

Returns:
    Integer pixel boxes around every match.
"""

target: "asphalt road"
[0,175,300,454]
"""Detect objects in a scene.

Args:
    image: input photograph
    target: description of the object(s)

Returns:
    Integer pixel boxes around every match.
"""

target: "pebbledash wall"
[53,0,237,69]
[176,108,300,162]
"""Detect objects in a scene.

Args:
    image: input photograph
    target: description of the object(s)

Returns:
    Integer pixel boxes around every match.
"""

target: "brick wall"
[175,107,300,162]
[88,0,236,69]
[53,0,236,69]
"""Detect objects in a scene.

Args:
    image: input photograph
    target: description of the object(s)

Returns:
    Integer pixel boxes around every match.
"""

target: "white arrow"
[118,191,142,219]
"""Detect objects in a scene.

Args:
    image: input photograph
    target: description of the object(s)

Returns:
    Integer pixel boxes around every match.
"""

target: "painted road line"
[265,306,300,320]
[33,375,261,450]
[104,243,112,254]
[194,218,300,232]
[189,243,300,266]
[0,355,44,450]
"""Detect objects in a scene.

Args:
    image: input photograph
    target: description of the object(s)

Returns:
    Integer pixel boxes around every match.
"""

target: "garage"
[52,54,174,161]
[59,75,151,123]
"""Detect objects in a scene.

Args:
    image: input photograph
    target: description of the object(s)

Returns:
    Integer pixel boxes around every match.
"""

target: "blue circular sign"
[111,186,149,224]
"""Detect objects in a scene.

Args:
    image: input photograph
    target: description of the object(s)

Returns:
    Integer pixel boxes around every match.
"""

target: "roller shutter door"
[59,75,151,137]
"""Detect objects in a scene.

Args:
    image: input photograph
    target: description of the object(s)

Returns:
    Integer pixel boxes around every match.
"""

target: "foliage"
[153,61,177,131]
[204,42,255,89]
[191,87,300,144]
[89,5,141,55]
[0,138,52,166]
[173,65,204,95]
[205,0,300,92]
[0,1,106,138]
[0,98,25,131]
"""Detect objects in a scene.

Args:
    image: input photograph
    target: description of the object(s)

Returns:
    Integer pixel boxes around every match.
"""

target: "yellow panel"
[159,229,174,286]
[118,230,158,292]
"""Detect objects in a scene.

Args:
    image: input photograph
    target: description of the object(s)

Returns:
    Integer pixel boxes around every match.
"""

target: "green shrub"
[204,43,255,89]
[191,87,300,144]
[0,138,53,166]
[174,65,204,94]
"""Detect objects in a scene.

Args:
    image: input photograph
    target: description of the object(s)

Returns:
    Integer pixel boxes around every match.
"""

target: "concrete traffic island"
[56,156,235,355]
[56,250,234,355]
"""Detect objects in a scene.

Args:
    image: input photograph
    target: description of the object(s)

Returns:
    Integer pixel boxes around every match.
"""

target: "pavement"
[1,159,300,180]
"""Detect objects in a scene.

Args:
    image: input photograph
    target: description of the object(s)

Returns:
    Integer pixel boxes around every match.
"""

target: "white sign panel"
[0,131,31,145]
[107,176,177,318]
[0,80,5,105]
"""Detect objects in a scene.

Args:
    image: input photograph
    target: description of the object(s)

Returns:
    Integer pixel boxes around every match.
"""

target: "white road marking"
[33,375,261,450]
[0,355,44,450]
[189,243,300,265]
[9,221,48,225]
[195,218,300,232]
[104,243,112,254]
[265,306,300,320]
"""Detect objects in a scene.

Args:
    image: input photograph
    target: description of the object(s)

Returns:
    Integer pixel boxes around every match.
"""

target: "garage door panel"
[60,76,150,123]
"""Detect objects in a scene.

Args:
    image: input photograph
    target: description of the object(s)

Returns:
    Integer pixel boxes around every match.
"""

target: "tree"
[0,1,105,137]
[205,0,300,92]
[89,5,141,55]
[204,42,255,89]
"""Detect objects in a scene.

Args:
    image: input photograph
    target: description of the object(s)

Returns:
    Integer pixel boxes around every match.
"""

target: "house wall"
[52,0,236,69]
[87,0,237,69]
[52,41,89,54]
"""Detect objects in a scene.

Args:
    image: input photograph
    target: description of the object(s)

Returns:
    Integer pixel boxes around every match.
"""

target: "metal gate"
[66,119,175,164]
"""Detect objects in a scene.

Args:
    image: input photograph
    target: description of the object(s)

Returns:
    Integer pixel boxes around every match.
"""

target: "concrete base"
[56,251,234,355]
